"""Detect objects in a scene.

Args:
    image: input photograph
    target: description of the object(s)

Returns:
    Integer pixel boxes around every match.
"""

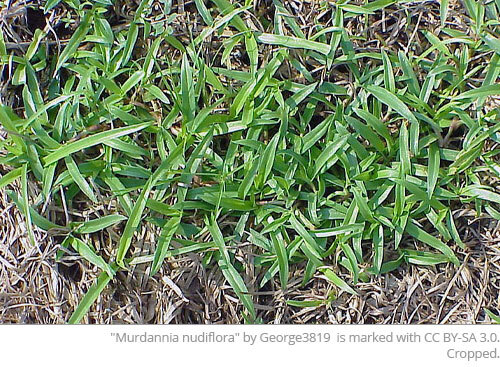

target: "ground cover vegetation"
[1,0,500,323]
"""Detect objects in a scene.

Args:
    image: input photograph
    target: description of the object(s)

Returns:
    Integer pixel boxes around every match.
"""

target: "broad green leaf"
[44,122,151,165]
[256,33,330,55]
[74,215,127,234]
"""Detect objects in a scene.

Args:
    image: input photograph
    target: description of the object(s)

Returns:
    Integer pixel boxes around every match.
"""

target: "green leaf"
[483,34,500,56]
[365,86,418,125]
[345,116,386,152]
[74,214,127,234]
[0,168,22,190]
[207,215,256,319]
[180,53,195,122]
[485,309,500,324]
[440,0,449,28]
[70,237,115,278]
[398,51,420,96]
[289,213,323,262]
[461,185,500,204]
[382,50,395,93]
[150,215,181,276]
[454,84,500,100]
[372,224,384,274]
[44,0,62,12]
[427,142,440,199]
[55,10,93,74]
[21,164,35,246]
[312,224,363,237]
[68,269,114,324]
[270,232,288,290]
[286,299,324,308]
[194,0,214,25]
[319,268,357,295]
[121,70,145,94]
[44,122,151,166]
[116,140,190,267]
[405,221,459,265]
[352,187,375,223]
[7,190,65,231]
[256,33,330,55]
[313,134,348,177]
[64,156,98,203]
[256,134,279,189]
[301,114,334,154]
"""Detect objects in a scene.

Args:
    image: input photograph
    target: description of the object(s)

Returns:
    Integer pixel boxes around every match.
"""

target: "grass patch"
[1,0,500,323]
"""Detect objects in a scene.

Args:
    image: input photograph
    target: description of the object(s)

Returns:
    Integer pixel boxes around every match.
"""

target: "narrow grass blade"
[440,0,449,28]
[207,215,255,319]
[301,114,334,154]
[454,84,500,100]
[461,185,500,204]
[64,156,97,203]
[313,134,348,177]
[68,269,113,324]
[180,53,195,122]
[427,142,440,199]
[116,141,189,267]
[54,10,93,74]
[398,51,420,96]
[7,190,66,231]
[256,134,279,189]
[485,309,500,324]
[150,215,181,276]
[382,49,395,93]
[373,224,384,274]
[270,232,288,290]
[21,164,35,246]
[289,213,322,261]
[194,0,214,25]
